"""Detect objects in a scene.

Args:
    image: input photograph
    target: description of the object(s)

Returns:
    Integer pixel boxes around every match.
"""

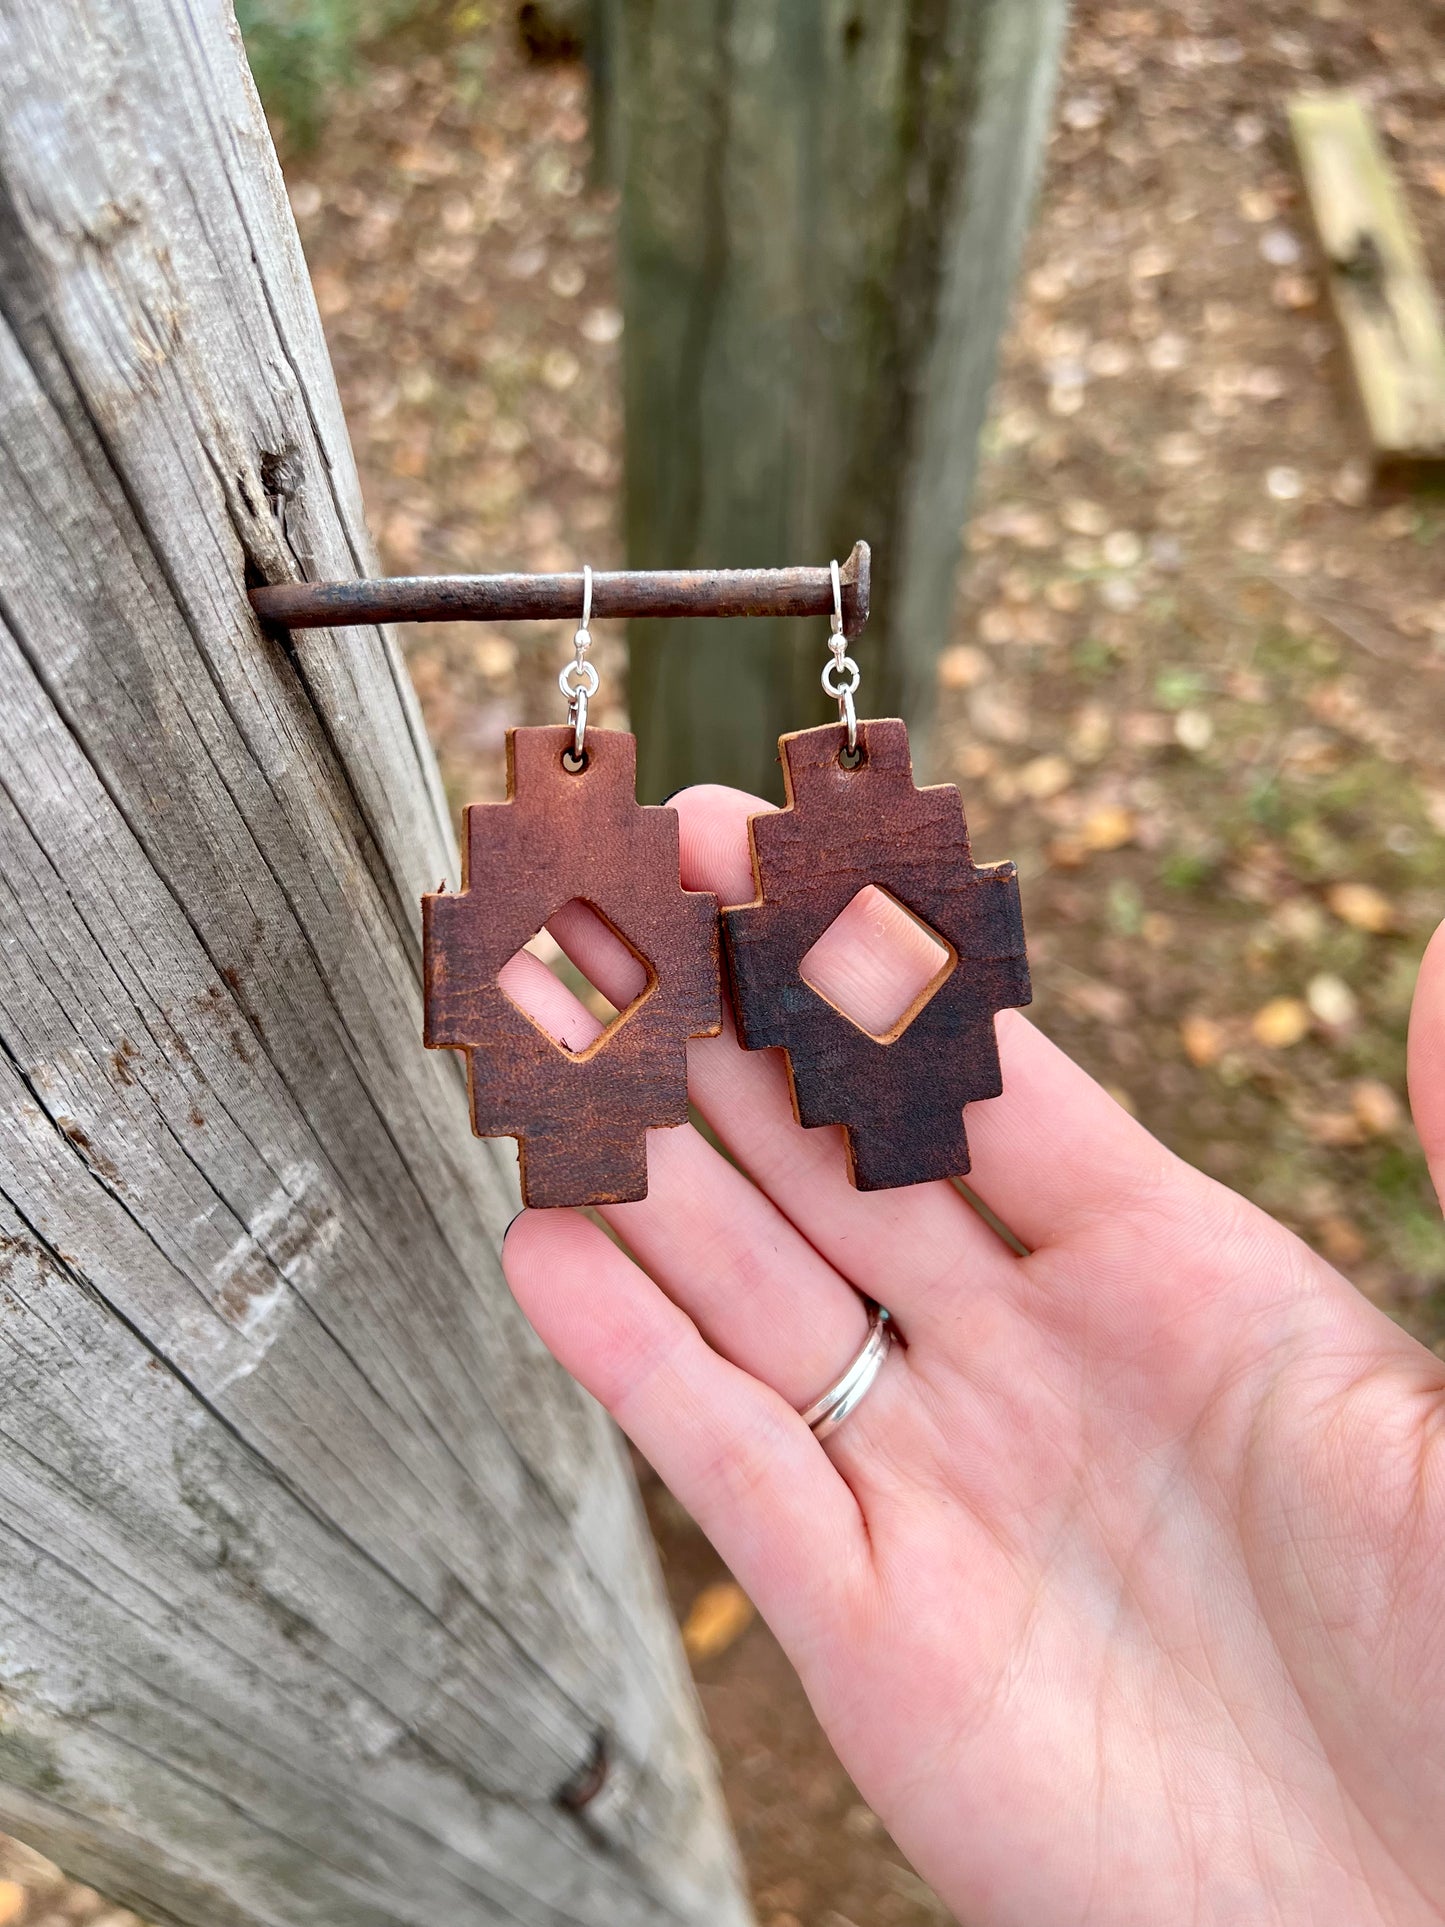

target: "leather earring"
[422,568,721,1208]
[721,562,1031,1191]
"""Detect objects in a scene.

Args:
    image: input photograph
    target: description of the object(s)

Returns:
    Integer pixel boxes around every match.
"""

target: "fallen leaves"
[1319,1215,1368,1266]
[580,304,623,343]
[971,502,1057,549]
[1271,270,1319,309]
[1326,882,1395,934]
[1173,708,1213,752]
[1102,528,1144,568]
[1129,242,1175,281]
[1251,996,1311,1048]
[937,643,988,690]
[969,689,1030,745]
[1064,979,1134,1025]
[1045,802,1138,870]
[1265,465,1303,502]
[1301,1079,1404,1148]
[1062,497,1110,536]
[1350,1077,1402,1137]
[1018,754,1073,801]
[540,346,580,389]
[1157,429,1205,467]
[1082,805,1137,851]
[682,1581,754,1662]
[1305,973,1358,1028]
[1181,1013,1226,1066]
[1068,702,1112,762]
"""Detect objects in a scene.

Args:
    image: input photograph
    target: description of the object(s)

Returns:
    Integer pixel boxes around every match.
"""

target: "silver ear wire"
[559,563,599,769]
[821,557,859,754]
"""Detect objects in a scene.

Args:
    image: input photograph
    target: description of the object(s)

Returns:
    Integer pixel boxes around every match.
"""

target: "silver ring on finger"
[799,1304,893,1443]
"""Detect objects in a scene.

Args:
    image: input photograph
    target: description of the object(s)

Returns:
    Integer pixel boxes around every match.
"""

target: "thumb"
[1407,918,1445,1213]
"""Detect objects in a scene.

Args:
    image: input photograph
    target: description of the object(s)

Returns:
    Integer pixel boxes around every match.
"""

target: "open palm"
[503,781,1445,1927]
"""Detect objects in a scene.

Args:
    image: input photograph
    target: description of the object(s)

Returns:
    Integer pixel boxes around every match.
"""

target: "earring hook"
[559,563,599,769]
[821,557,860,755]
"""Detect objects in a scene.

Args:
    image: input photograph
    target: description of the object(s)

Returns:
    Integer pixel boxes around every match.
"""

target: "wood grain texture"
[722,721,1030,1191]
[0,3,749,1922]
[609,0,1069,799]
[424,728,721,1207]
[1289,90,1445,471]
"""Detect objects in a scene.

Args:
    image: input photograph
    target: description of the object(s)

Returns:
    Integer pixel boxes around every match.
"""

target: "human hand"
[503,782,1445,1927]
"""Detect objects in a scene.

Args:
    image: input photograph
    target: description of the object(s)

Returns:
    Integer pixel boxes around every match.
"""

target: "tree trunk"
[611,0,1068,801]
[0,3,750,1923]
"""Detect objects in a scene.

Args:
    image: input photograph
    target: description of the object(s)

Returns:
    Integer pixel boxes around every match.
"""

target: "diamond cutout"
[799,885,955,1044]
[500,899,655,1058]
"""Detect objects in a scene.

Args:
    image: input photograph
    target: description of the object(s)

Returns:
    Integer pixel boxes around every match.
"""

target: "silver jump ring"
[821,656,860,699]
[840,687,858,752]
[559,659,600,700]
[799,1305,893,1442]
[563,688,589,768]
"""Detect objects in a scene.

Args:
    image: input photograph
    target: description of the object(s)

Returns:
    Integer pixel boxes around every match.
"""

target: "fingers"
[799,883,955,1039]
[503,886,875,1408]
[1408,917,1445,1211]
[686,1004,1024,1331]
[603,1124,872,1411]
[494,898,649,1057]
[954,1009,1179,1250]
[495,946,602,1055]
[503,1208,868,1643]
[671,781,1181,1257]
[548,896,649,1006]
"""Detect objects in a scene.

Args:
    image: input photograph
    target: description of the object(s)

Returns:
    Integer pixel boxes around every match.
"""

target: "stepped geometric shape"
[798,884,955,1044]
[502,904,657,1058]
[723,720,1030,1191]
[425,728,720,1205]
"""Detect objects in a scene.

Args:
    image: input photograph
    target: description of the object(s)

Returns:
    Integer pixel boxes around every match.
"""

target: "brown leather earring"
[421,570,721,1208]
[721,563,1031,1191]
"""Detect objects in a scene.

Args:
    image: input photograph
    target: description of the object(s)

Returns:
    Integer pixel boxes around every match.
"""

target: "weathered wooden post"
[0,2,750,1921]
[607,0,1068,800]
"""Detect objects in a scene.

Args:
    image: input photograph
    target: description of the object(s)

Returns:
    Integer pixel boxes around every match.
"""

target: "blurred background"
[5,0,1444,1921]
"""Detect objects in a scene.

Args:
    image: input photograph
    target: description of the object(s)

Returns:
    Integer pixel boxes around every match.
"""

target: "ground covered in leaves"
[283,0,1445,1350]
[955,1,1445,1347]
[7,2,1445,1925]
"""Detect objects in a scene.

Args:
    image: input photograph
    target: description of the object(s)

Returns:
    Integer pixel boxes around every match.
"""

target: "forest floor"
[7,1,1445,1924]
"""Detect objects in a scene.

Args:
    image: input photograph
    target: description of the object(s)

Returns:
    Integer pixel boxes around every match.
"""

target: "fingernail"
[501,1207,526,1247]
[659,785,689,807]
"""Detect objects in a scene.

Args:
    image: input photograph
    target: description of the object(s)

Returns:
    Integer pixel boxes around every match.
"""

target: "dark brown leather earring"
[421,571,720,1208]
[721,565,1031,1191]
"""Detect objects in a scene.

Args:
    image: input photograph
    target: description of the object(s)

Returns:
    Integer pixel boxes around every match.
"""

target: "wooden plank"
[1290,89,1445,471]
[0,1,750,1921]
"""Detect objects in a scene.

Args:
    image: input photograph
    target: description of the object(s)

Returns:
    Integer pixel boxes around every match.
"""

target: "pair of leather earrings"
[423,563,1031,1208]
